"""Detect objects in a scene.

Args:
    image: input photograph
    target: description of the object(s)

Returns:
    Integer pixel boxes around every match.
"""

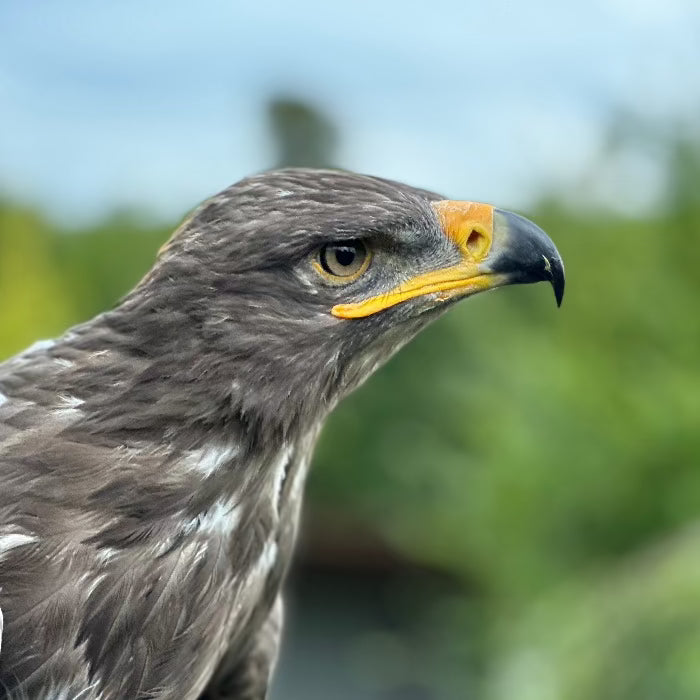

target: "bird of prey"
[0,168,564,699]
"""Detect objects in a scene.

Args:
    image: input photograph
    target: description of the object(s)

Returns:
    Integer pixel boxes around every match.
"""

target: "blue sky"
[0,0,698,223]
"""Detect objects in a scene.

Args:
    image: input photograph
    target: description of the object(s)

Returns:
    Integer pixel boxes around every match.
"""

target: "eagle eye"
[315,240,371,282]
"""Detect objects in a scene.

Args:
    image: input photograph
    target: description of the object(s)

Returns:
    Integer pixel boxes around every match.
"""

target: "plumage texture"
[0,168,563,699]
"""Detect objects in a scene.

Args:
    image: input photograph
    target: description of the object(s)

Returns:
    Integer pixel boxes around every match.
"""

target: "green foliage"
[484,525,700,700]
[1,132,698,697]
[0,205,77,355]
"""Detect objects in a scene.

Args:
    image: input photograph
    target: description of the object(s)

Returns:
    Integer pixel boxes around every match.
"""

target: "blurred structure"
[268,97,338,169]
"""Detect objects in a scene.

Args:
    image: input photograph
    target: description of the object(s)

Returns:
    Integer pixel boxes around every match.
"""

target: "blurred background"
[1,1,700,698]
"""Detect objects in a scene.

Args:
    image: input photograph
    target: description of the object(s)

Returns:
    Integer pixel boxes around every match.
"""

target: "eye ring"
[314,239,371,283]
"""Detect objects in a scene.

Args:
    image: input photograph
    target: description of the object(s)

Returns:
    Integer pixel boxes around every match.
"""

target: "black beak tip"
[551,257,565,307]
[555,285,564,307]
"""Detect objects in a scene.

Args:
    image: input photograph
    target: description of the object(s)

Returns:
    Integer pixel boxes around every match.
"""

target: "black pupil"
[334,246,356,267]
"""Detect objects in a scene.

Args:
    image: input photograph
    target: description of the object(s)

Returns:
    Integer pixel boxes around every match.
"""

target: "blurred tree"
[268,97,338,169]
[666,132,700,233]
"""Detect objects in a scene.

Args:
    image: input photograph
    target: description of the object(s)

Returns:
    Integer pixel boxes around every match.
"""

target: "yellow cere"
[431,200,494,260]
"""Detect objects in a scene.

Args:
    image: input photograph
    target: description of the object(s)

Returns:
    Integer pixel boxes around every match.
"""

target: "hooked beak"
[485,208,565,307]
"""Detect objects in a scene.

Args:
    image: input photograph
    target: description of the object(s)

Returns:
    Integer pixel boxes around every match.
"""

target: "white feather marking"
[186,498,242,538]
[26,338,55,353]
[0,392,7,408]
[190,540,210,566]
[277,189,294,197]
[54,358,75,369]
[249,540,279,588]
[289,455,311,504]
[71,683,103,700]
[0,533,37,558]
[184,443,240,478]
[95,546,119,563]
[271,445,292,513]
[47,683,103,700]
[80,573,108,599]
[57,394,84,408]
[52,406,84,420]
[259,540,278,574]
[241,539,279,598]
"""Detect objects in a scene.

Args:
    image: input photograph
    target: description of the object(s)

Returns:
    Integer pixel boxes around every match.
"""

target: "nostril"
[466,229,488,258]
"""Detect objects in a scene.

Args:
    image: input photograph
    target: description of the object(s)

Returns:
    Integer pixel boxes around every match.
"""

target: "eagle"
[0,169,564,699]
